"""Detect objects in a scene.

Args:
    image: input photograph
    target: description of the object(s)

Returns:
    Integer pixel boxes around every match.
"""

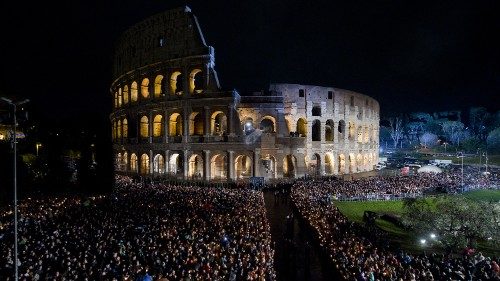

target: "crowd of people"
[0,176,275,280]
[291,178,500,280]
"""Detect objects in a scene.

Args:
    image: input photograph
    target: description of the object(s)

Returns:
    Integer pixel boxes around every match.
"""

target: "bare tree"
[389,117,404,149]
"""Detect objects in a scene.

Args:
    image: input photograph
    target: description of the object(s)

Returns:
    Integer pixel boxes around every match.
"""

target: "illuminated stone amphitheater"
[111,6,379,180]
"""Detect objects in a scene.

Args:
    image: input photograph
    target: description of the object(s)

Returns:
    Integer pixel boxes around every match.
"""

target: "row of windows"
[297,89,374,108]
[113,69,204,108]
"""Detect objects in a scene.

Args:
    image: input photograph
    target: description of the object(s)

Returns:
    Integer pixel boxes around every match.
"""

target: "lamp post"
[1,97,29,281]
[36,142,42,157]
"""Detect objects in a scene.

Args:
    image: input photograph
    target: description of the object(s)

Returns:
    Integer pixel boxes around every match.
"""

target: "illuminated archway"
[261,155,276,179]
[170,71,183,95]
[153,154,164,175]
[357,126,363,143]
[310,153,321,176]
[338,154,345,174]
[211,154,227,179]
[211,111,227,135]
[235,155,252,179]
[312,120,321,141]
[131,82,138,102]
[154,75,163,98]
[169,113,183,136]
[243,117,255,135]
[123,85,129,104]
[153,115,163,137]
[117,88,122,107]
[356,154,363,172]
[260,118,275,133]
[325,120,334,141]
[363,154,369,170]
[140,116,149,138]
[297,118,307,137]
[122,152,128,171]
[122,119,128,138]
[141,78,150,98]
[130,153,138,173]
[349,153,356,173]
[349,122,356,141]
[189,112,204,136]
[325,153,335,175]
[189,69,203,94]
[116,153,122,170]
[188,154,204,179]
[283,155,297,178]
[169,153,183,175]
[140,154,149,175]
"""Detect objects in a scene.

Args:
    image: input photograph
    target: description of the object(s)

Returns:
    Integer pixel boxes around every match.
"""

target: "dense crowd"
[0,177,275,280]
[291,179,500,280]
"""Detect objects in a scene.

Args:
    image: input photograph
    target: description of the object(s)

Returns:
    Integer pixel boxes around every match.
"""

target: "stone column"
[204,106,211,137]
[228,150,234,180]
[149,150,154,175]
[164,150,170,175]
[204,63,210,90]
[183,66,190,98]
[203,150,211,181]
[163,109,169,143]
[182,107,190,143]
[183,151,189,179]
[227,105,235,136]
[148,112,153,143]
[334,121,339,143]
[253,149,260,177]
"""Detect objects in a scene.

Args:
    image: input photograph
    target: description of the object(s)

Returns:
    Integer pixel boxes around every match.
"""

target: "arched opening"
[312,106,321,116]
[325,153,335,175]
[169,113,183,136]
[140,116,149,138]
[338,120,345,135]
[283,155,297,178]
[312,119,321,141]
[140,154,149,175]
[357,126,363,143]
[170,71,183,96]
[123,119,128,138]
[130,153,138,173]
[189,69,203,94]
[189,112,204,136]
[211,154,227,179]
[369,125,374,143]
[243,117,255,135]
[235,155,252,179]
[169,153,183,175]
[123,85,129,104]
[349,122,356,141]
[131,82,138,102]
[363,154,369,170]
[364,126,369,143]
[153,115,163,137]
[153,154,164,175]
[117,88,122,107]
[117,120,122,139]
[116,153,122,170]
[141,78,149,99]
[261,155,276,179]
[260,118,275,133]
[338,154,345,174]
[297,118,307,137]
[211,111,227,136]
[349,153,356,173]
[188,154,204,179]
[368,153,374,167]
[122,152,128,171]
[114,92,118,108]
[325,120,334,141]
[310,154,321,176]
[154,75,163,98]
[356,154,363,172]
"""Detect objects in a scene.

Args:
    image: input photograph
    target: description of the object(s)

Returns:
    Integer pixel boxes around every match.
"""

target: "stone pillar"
[253,149,260,177]
[204,106,211,137]
[149,150,154,175]
[204,63,210,90]
[182,107,190,143]
[163,109,169,143]
[183,66,190,98]
[320,120,326,143]
[203,150,211,181]
[148,112,153,143]
[228,105,235,136]
[183,151,189,179]
[334,121,339,143]
[319,155,325,176]
[228,150,234,180]
[164,150,170,175]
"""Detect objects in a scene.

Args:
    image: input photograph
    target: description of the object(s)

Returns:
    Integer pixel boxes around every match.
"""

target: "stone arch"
[141,78,150,98]
[338,154,345,174]
[243,117,255,135]
[188,153,204,179]
[140,153,149,175]
[189,68,203,94]
[312,119,321,141]
[357,125,363,143]
[123,118,128,138]
[169,153,183,176]
[189,112,204,136]
[123,85,129,104]
[153,114,163,137]
[235,154,252,179]
[131,81,138,102]
[356,154,363,172]
[117,120,122,139]
[310,153,321,176]
[349,122,356,141]
[338,120,345,135]
[170,71,183,95]
[325,152,335,175]
[283,154,297,178]
[122,151,128,171]
[325,119,334,141]
[261,155,276,179]
[169,113,183,136]
[140,116,149,138]
[297,118,307,137]
[154,75,163,98]
[211,153,227,179]
[363,154,369,170]
[153,154,165,175]
[130,153,138,173]
[260,117,275,133]
[211,111,227,135]
[349,153,356,173]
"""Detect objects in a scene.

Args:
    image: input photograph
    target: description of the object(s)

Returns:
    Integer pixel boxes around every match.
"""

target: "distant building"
[110,7,380,180]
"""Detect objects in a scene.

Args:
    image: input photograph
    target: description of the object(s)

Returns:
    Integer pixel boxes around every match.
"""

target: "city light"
[430,233,436,239]
[420,239,426,245]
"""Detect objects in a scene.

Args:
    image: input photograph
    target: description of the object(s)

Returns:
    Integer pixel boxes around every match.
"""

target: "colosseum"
[110,6,379,181]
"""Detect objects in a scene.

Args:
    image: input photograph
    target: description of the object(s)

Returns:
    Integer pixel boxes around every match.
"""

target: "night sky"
[1,0,499,128]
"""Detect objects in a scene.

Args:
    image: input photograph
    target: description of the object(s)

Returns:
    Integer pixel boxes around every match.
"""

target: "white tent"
[417,165,443,174]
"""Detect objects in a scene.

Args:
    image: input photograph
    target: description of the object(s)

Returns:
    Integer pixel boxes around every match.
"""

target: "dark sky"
[1,0,499,127]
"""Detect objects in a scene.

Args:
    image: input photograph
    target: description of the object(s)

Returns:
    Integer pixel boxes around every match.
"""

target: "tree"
[419,132,438,148]
[379,126,392,148]
[469,107,490,140]
[441,121,465,145]
[389,117,404,149]
[487,127,500,153]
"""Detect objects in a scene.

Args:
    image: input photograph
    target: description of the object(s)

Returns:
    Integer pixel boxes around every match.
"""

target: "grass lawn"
[335,189,500,255]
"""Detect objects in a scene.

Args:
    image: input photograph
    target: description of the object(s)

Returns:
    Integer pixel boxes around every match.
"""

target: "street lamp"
[1,97,29,281]
[36,142,42,156]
